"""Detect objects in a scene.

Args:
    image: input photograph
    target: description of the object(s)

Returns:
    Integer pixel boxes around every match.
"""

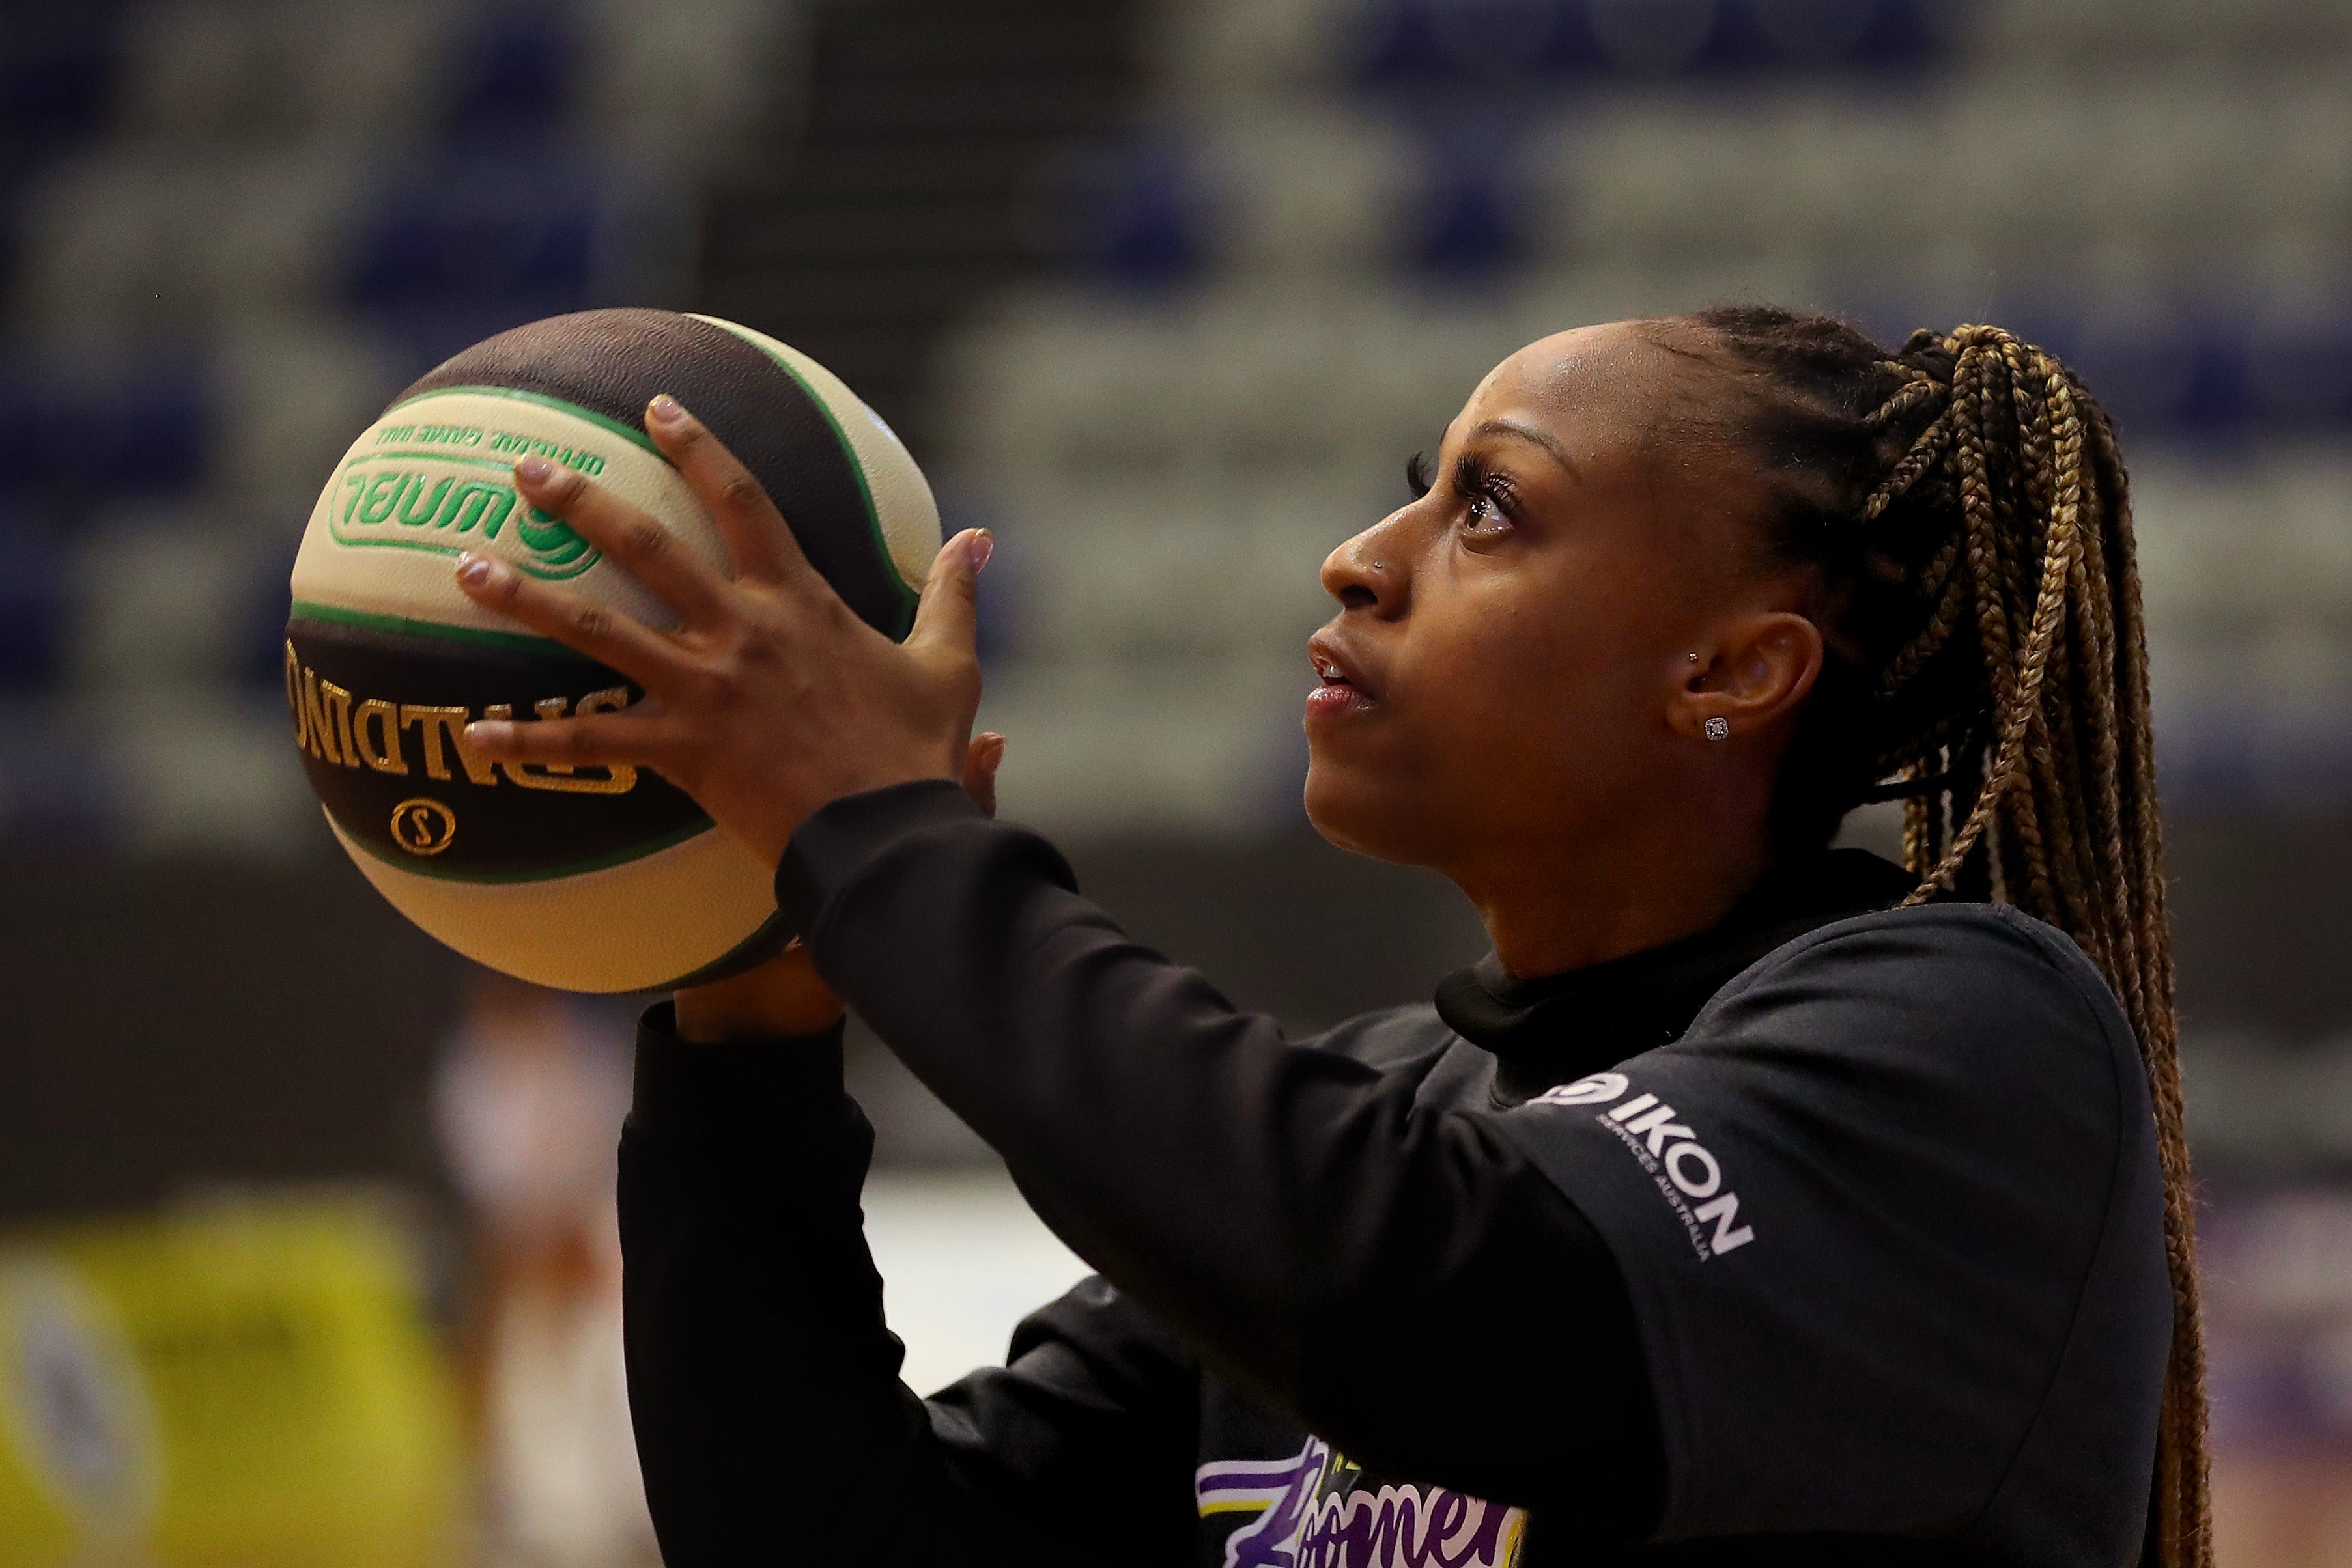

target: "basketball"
[281,309,942,993]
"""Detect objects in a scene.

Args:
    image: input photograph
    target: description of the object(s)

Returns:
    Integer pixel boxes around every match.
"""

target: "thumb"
[962,731,1005,819]
[906,527,990,664]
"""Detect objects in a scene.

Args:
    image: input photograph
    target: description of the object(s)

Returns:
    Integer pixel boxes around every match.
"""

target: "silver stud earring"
[1704,716,1730,741]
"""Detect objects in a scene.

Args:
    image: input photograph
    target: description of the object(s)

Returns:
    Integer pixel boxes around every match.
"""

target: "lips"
[1306,631,1378,722]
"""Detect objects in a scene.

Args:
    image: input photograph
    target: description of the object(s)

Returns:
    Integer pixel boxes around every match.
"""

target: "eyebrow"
[1469,418,1580,479]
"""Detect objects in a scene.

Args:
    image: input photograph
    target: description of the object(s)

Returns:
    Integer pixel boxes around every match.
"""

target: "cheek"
[1410,589,1622,738]
[1395,561,1680,819]
[1303,544,1680,854]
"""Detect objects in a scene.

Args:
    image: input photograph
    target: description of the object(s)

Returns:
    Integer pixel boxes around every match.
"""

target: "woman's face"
[1302,320,1774,881]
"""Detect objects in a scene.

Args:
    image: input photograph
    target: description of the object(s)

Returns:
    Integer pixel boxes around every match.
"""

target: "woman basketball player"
[451,307,2203,1567]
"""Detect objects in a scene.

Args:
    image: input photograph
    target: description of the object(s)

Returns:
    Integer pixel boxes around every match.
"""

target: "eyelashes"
[1406,451,1433,499]
[1456,453,1517,518]
[1403,449,1519,521]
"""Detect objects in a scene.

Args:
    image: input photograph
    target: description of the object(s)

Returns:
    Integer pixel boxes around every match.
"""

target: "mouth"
[1305,633,1377,723]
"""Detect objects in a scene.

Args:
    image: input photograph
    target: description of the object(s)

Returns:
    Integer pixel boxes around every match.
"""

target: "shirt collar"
[1433,849,1920,1104]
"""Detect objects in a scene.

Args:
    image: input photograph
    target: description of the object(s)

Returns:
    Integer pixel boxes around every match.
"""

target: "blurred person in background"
[435,972,655,1568]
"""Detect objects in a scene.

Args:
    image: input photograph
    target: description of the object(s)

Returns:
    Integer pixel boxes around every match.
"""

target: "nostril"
[1339,584,1377,610]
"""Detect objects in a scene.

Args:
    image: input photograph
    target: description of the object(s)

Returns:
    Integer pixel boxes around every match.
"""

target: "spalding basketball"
[283,309,941,992]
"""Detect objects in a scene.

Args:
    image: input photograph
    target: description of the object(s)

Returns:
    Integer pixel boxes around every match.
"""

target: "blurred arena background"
[1,0,2351,1561]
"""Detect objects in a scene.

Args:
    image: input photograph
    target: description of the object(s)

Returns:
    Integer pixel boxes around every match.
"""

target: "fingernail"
[455,552,497,588]
[464,720,514,748]
[515,455,554,484]
[969,529,995,574]
[648,394,687,425]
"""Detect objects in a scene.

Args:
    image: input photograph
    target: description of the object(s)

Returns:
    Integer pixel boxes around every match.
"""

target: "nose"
[1320,507,1411,615]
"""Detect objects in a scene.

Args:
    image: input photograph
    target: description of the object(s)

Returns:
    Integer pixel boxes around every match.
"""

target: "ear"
[1670,611,1824,745]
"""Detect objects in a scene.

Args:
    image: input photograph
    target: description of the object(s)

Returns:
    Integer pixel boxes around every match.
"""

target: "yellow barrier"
[0,1196,465,1568]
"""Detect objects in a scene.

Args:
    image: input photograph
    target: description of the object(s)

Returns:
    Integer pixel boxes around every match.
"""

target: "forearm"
[781,785,1663,1518]
[619,1009,978,1565]
[785,789,1370,1371]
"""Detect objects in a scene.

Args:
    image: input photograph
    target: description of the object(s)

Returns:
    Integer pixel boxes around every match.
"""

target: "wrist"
[673,941,845,1042]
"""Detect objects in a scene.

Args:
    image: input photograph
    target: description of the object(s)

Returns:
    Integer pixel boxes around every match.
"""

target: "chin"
[1302,757,1417,864]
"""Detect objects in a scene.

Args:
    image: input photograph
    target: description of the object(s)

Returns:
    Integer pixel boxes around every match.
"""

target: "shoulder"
[1729,897,2115,1000]
[1694,899,2139,1095]
[1503,899,2153,1252]
[1494,902,2166,1545]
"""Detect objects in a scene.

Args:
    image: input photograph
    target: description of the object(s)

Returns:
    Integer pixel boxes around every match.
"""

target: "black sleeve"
[776,781,1664,1526]
[619,1007,1201,1567]
[1492,904,2169,1561]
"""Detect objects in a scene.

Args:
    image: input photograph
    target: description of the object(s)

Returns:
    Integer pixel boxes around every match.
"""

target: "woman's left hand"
[451,393,992,871]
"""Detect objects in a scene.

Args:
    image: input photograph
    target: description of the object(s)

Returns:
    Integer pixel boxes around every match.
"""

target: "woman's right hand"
[672,731,1005,1043]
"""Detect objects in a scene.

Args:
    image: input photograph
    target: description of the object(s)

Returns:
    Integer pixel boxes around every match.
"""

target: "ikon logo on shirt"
[1531,1073,1756,1258]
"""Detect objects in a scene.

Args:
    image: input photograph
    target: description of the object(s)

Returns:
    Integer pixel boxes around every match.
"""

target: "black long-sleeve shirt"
[619,781,2170,1567]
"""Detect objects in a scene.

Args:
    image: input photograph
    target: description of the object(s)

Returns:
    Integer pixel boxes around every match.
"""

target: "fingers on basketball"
[644,397,814,589]
[907,529,990,674]
[455,556,696,695]
[464,709,671,768]
[511,458,731,627]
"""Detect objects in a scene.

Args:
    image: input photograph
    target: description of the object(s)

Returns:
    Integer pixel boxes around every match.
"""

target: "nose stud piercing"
[1687,652,1699,662]
[1704,717,1731,741]
[1371,561,1385,572]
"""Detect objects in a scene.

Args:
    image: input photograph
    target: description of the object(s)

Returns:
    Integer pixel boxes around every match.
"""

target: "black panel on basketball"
[287,615,711,880]
[397,308,918,637]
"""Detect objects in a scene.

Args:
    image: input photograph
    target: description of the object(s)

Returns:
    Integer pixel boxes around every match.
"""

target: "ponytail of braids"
[1674,305,2207,1568]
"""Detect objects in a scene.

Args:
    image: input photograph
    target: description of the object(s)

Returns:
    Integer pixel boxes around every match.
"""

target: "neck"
[1454,798,1779,981]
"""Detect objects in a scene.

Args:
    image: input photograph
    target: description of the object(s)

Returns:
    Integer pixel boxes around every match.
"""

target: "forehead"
[1461,319,1769,570]
[1449,323,1750,523]
[1466,320,1721,437]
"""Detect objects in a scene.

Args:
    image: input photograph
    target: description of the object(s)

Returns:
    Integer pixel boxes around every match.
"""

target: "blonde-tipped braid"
[1674,307,2207,1568]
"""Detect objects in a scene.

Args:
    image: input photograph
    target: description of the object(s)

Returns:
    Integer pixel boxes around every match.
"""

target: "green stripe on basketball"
[290,600,585,659]
[383,384,666,457]
[649,907,797,992]
[336,814,720,885]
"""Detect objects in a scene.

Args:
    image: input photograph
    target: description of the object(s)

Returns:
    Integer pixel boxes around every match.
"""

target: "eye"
[1452,454,1518,531]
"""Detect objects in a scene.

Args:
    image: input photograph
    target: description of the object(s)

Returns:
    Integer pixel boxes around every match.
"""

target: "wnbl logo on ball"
[326,412,607,580]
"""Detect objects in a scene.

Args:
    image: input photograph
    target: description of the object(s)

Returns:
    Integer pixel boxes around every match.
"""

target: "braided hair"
[1669,304,2205,1568]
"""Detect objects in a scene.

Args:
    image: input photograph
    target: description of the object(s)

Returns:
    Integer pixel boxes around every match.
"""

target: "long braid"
[1670,305,2209,1568]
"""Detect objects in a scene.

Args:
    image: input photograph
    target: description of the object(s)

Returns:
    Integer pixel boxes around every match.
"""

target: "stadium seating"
[6,0,2349,843]
[0,0,786,845]
[937,0,2352,830]
[0,513,71,694]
